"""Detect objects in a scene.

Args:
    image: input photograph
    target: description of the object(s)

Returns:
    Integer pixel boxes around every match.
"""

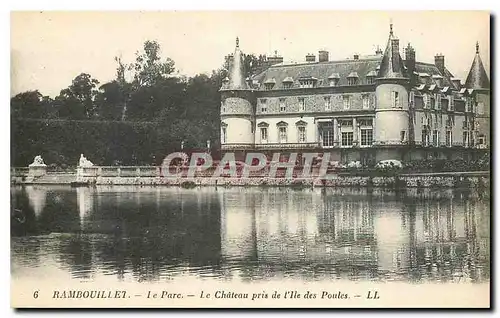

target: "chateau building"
[219,25,490,164]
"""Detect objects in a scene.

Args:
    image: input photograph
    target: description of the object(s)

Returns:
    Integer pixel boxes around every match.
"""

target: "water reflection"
[11,186,490,284]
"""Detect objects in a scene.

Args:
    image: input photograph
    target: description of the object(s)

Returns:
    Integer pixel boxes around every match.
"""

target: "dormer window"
[260,99,267,113]
[264,78,276,90]
[342,95,351,110]
[328,73,340,87]
[432,75,444,87]
[324,96,331,111]
[298,77,317,88]
[347,72,359,86]
[366,70,377,84]
[448,95,455,111]
[435,94,442,110]
[419,73,431,84]
[298,97,306,112]
[282,77,294,89]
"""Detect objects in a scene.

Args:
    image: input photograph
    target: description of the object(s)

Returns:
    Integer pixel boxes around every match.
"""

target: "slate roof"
[465,43,490,89]
[252,57,458,91]
[377,32,406,79]
[252,57,382,89]
[224,37,250,90]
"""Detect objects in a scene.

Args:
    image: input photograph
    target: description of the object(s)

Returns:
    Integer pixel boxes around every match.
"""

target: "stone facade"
[220,26,490,164]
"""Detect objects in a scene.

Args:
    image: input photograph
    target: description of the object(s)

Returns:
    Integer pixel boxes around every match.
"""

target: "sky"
[10,11,490,97]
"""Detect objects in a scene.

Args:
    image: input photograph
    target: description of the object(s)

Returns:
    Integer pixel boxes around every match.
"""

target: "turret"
[465,42,490,149]
[220,37,255,150]
[465,41,490,90]
[374,24,410,161]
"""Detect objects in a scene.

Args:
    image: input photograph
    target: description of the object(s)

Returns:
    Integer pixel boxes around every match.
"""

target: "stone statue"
[29,155,46,167]
[78,154,94,167]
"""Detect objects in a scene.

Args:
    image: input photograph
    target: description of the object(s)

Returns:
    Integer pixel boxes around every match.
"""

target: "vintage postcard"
[10,11,491,308]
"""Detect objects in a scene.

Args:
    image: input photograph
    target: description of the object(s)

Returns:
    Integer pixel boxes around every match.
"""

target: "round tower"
[374,24,410,162]
[220,37,255,152]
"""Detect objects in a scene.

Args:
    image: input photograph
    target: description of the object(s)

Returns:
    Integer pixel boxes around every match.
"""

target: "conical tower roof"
[227,37,250,90]
[377,24,407,80]
[465,42,490,90]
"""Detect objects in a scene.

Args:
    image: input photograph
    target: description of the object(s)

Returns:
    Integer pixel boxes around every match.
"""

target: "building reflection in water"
[219,187,490,283]
[11,186,489,284]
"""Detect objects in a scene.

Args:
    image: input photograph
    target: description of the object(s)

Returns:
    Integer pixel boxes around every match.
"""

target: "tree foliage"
[10,41,268,167]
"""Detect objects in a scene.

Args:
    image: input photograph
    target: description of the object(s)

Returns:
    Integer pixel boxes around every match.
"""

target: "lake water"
[11,185,490,284]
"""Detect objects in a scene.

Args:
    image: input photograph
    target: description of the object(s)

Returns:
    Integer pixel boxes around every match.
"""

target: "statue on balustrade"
[78,154,94,167]
[29,155,46,167]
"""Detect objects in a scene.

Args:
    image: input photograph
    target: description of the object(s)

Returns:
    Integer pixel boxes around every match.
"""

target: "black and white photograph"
[10,11,490,308]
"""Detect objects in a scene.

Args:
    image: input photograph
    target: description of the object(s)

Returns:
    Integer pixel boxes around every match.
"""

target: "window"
[279,127,287,143]
[477,102,484,115]
[320,124,334,147]
[463,131,468,147]
[465,97,472,112]
[448,96,454,111]
[446,130,452,147]
[347,77,357,86]
[422,130,429,146]
[360,129,373,146]
[409,91,415,108]
[435,94,441,110]
[423,94,430,109]
[324,96,331,111]
[463,120,468,130]
[222,127,227,143]
[297,97,306,112]
[400,130,407,143]
[445,117,453,128]
[260,127,268,143]
[392,91,400,108]
[283,82,293,89]
[341,132,354,147]
[299,80,315,88]
[221,101,226,113]
[298,126,306,143]
[432,130,439,146]
[279,99,286,112]
[358,119,373,126]
[478,135,485,145]
[340,119,353,127]
[343,95,351,110]
[362,95,370,110]
[260,99,267,113]
[366,76,375,85]
[469,131,475,147]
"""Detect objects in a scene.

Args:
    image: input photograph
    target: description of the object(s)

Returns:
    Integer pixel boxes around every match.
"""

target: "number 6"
[33,291,39,299]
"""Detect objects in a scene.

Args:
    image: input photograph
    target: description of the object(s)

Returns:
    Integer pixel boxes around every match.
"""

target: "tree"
[11,90,54,119]
[130,40,176,87]
[55,73,100,119]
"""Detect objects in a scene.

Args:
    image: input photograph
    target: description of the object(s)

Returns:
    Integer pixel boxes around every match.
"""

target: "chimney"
[318,50,329,62]
[375,46,383,55]
[267,53,284,66]
[353,54,359,60]
[435,54,445,74]
[305,53,316,62]
[405,43,416,85]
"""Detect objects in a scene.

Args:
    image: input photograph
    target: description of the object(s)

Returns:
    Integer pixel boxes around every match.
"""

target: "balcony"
[256,142,321,150]
[220,143,255,151]
[221,142,323,151]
